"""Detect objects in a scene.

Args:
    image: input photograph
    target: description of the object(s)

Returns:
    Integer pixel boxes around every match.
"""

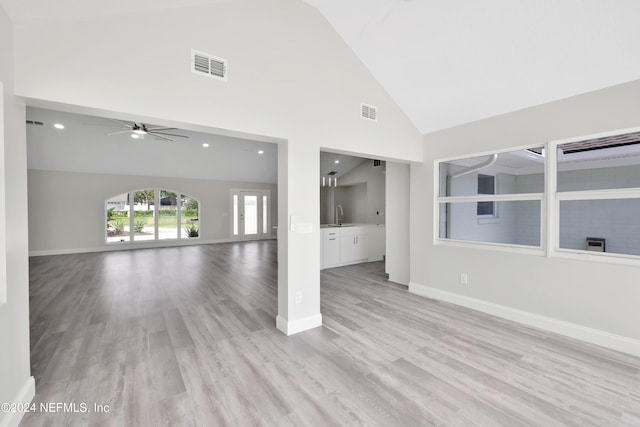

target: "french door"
[231,190,270,241]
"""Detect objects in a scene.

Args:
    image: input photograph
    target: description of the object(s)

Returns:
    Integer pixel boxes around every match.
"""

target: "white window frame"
[434,144,546,256]
[229,189,271,241]
[476,173,497,219]
[434,127,640,265]
[105,188,200,244]
[549,126,640,266]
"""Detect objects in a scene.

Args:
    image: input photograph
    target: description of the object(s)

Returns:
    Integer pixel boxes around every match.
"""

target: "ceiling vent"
[327,171,338,176]
[26,120,44,126]
[361,103,377,121]
[191,49,227,81]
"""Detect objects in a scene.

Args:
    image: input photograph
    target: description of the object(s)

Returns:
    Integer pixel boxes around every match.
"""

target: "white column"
[276,139,322,335]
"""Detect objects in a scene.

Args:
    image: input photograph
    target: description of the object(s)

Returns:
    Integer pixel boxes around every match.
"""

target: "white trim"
[554,249,640,266]
[408,282,640,358]
[0,376,35,427]
[276,313,323,336]
[557,188,640,200]
[437,193,543,203]
[28,237,275,257]
[435,237,544,255]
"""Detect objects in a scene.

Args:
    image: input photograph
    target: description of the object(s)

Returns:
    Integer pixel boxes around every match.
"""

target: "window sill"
[435,238,544,256]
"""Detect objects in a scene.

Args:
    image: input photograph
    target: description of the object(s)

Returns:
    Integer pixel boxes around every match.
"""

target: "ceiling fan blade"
[82,122,122,128]
[105,130,132,136]
[151,134,174,142]
[150,131,188,138]
[146,127,178,132]
[108,119,133,128]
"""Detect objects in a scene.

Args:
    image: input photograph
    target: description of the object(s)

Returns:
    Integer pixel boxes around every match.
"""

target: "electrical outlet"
[295,291,302,304]
[460,273,468,285]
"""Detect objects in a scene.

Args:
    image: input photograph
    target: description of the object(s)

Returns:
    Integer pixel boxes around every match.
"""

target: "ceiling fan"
[83,119,189,142]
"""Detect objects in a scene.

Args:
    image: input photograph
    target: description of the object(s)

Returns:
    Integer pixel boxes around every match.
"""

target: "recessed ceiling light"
[202,143,210,148]
[334,160,340,164]
[258,150,264,154]
[53,123,64,130]
[131,134,140,139]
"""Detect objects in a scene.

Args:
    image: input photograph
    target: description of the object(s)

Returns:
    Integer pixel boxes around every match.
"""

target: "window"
[436,128,640,263]
[477,174,496,217]
[555,130,640,258]
[159,190,178,240]
[437,148,544,249]
[133,190,155,241]
[181,195,199,238]
[106,189,200,244]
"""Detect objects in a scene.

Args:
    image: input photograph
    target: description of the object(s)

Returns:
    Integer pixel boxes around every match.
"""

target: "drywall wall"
[0,5,34,427]
[336,159,386,225]
[11,0,422,332]
[27,169,277,255]
[328,184,366,224]
[412,79,640,345]
[386,162,410,284]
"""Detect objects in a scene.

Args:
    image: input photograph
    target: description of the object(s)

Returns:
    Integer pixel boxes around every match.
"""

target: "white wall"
[28,169,277,255]
[12,0,422,334]
[412,79,640,348]
[0,5,34,427]
[335,159,386,225]
[386,162,410,284]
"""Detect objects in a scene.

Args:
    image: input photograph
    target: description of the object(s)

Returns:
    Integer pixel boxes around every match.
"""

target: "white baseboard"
[28,237,251,257]
[409,282,640,358]
[0,376,35,427]
[276,313,323,336]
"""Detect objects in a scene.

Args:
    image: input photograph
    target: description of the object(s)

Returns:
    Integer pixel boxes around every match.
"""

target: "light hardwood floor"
[23,241,640,426]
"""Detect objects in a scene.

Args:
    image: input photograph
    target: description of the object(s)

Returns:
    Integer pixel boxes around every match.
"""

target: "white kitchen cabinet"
[338,226,369,264]
[321,225,371,269]
[322,229,340,268]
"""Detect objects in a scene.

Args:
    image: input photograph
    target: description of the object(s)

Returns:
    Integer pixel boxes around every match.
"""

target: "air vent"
[373,159,381,167]
[361,103,377,121]
[191,49,227,81]
[26,120,44,126]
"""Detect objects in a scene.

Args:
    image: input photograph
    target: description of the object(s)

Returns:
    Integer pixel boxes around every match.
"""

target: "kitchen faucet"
[335,204,344,225]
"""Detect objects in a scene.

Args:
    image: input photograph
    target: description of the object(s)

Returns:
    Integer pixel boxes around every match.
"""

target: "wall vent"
[26,120,44,126]
[373,159,381,167]
[361,103,377,121]
[191,49,227,81]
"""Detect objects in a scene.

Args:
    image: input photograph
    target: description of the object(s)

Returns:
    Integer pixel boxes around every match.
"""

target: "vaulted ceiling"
[2,0,640,135]
[304,0,640,133]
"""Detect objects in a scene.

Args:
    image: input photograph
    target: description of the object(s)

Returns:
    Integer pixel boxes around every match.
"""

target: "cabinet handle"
[329,238,335,241]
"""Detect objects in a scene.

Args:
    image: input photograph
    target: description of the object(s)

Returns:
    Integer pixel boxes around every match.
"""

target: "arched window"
[106,189,199,243]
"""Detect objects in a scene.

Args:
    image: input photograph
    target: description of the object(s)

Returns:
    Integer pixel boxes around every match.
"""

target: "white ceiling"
[320,152,367,180]
[26,108,278,183]
[304,0,640,133]
[0,0,235,22]
[3,1,640,135]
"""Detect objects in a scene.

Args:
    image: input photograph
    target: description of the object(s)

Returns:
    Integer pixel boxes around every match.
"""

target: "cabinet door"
[354,234,369,260]
[323,231,340,267]
[340,235,355,263]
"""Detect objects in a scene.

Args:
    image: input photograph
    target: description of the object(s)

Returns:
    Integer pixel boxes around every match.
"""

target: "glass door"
[231,190,270,241]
